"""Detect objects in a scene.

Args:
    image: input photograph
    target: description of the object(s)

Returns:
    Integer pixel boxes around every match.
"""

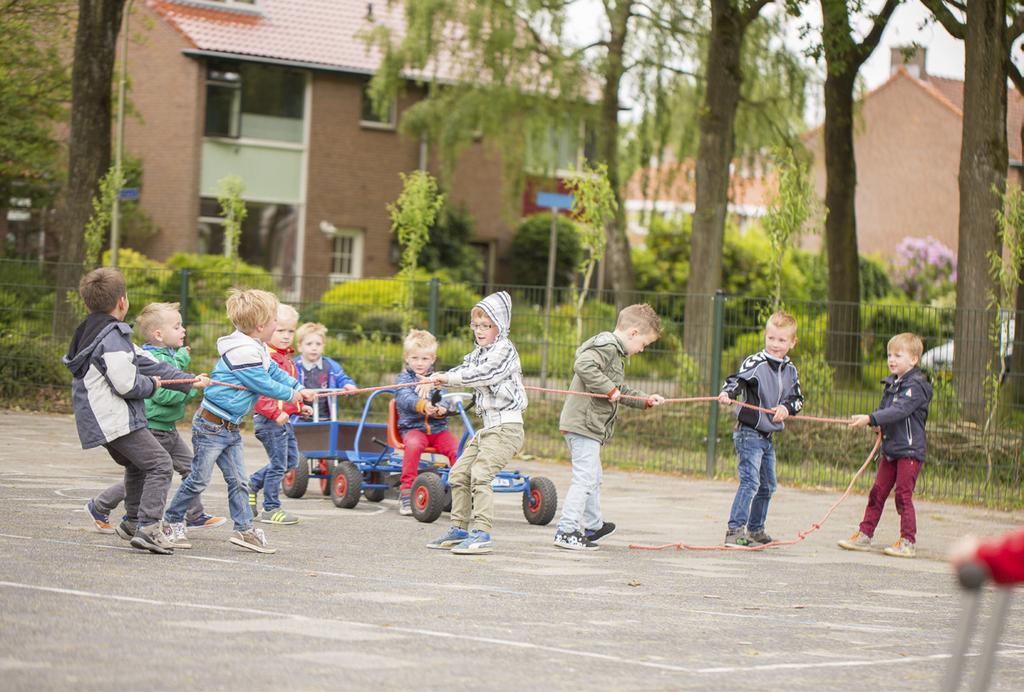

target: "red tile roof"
[149,0,405,74]
[625,159,777,210]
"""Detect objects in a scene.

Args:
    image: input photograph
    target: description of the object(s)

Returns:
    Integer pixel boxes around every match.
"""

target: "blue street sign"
[535,192,574,210]
[119,187,140,201]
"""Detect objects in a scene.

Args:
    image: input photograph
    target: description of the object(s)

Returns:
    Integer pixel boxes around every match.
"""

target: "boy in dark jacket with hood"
[63,268,208,555]
[840,332,932,558]
[553,304,665,551]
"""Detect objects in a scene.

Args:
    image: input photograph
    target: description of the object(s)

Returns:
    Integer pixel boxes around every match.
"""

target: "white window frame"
[328,229,365,281]
[171,0,263,15]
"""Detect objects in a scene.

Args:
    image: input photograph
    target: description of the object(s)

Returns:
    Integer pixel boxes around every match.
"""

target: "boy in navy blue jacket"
[164,288,315,554]
[718,311,804,547]
[840,333,932,558]
[394,329,459,516]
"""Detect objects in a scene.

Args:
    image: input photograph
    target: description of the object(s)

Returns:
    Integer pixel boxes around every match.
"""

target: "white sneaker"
[229,527,276,554]
[164,521,192,549]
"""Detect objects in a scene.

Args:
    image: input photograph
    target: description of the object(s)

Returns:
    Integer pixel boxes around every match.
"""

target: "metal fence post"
[179,268,190,320]
[428,277,440,334]
[705,290,726,477]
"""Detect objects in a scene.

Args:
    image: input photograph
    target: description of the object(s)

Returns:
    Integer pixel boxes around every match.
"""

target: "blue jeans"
[251,414,299,512]
[165,411,253,532]
[556,433,603,534]
[726,428,777,532]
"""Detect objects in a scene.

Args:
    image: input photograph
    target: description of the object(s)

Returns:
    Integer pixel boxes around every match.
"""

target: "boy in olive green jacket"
[553,304,665,551]
[84,303,225,540]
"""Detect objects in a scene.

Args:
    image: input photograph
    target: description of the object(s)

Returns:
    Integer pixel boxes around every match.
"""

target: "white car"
[919,318,1014,371]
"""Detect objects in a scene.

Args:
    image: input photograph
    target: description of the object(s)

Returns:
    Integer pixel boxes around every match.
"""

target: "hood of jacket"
[64,314,125,378]
[476,291,512,340]
[217,330,270,365]
[575,331,625,360]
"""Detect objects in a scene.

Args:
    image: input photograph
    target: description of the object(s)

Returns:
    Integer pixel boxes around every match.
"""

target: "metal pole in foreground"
[110,0,133,268]
[540,211,558,390]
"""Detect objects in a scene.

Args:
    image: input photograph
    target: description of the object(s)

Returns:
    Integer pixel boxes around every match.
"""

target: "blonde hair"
[136,302,180,343]
[766,311,798,334]
[888,332,924,360]
[226,288,278,333]
[616,303,662,336]
[277,303,299,326]
[296,322,328,344]
[79,267,127,313]
[470,306,487,321]
[404,329,438,355]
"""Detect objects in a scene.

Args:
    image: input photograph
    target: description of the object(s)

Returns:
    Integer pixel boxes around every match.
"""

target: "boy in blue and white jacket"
[420,291,527,555]
[164,288,315,554]
[63,268,207,555]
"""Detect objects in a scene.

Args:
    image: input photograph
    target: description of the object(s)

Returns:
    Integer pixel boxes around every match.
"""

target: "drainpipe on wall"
[418,135,428,171]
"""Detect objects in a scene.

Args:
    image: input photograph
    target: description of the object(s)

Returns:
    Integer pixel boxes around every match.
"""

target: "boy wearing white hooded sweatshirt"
[419,291,527,555]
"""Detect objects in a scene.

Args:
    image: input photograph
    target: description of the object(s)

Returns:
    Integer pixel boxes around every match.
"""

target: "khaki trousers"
[449,423,524,532]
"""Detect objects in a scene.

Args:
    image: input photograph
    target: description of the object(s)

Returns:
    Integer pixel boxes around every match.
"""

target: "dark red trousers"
[859,456,922,542]
[400,429,460,490]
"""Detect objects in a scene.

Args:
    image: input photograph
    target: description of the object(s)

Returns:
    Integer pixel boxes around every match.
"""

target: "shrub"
[163,253,275,326]
[509,213,581,288]
[861,296,954,360]
[102,248,173,312]
[892,235,956,304]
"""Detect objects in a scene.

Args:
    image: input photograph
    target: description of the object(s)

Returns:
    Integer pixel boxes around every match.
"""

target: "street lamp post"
[110,0,134,268]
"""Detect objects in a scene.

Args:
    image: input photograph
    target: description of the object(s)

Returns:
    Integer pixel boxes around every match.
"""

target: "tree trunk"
[53,0,126,336]
[683,0,745,360]
[820,19,862,385]
[954,0,1008,422]
[599,0,636,305]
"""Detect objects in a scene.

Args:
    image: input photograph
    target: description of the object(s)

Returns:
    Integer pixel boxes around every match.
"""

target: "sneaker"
[724,527,752,547]
[837,531,873,552]
[129,522,175,555]
[883,537,916,558]
[186,513,227,530]
[554,529,598,551]
[248,491,258,517]
[451,530,493,555]
[84,500,114,534]
[584,522,616,543]
[115,519,137,541]
[399,489,412,516]
[426,526,470,550]
[748,530,774,545]
[163,521,192,549]
[258,509,299,525]
[229,527,276,554]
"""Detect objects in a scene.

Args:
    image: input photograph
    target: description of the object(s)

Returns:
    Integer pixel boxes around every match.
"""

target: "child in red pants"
[394,330,459,515]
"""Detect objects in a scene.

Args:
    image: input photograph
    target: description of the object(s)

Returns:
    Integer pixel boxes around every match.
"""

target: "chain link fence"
[2,258,1021,508]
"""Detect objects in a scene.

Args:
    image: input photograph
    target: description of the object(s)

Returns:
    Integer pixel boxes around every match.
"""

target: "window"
[197,197,299,277]
[330,229,364,279]
[204,61,306,142]
[172,0,261,13]
[360,82,396,129]
[525,122,588,174]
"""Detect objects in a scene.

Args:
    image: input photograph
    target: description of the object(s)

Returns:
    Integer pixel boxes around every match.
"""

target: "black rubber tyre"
[318,460,333,496]
[281,455,309,498]
[411,473,445,524]
[442,484,452,513]
[330,461,363,509]
[363,471,387,502]
[522,476,557,525]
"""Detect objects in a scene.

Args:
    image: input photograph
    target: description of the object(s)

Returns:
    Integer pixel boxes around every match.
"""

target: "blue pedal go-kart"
[287,389,558,526]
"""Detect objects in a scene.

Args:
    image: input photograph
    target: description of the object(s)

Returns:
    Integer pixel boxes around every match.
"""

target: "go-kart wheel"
[411,473,445,523]
[318,460,333,496]
[363,471,387,502]
[282,455,309,498]
[443,485,452,513]
[330,461,363,509]
[522,476,557,525]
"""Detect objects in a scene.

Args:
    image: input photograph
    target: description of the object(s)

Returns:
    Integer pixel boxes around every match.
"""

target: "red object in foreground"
[976,528,1024,585]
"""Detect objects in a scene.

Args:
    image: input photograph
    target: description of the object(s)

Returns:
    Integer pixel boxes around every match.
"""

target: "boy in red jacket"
[951,529,1024,585]
[249,303,310,525]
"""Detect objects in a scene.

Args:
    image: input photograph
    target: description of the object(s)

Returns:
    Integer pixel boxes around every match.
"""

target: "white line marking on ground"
[2,580,1022,676]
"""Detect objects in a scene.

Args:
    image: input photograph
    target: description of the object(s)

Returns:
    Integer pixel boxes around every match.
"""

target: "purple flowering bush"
[892,236,957,304]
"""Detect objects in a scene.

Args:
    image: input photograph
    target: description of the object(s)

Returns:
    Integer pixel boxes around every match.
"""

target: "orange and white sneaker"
[837,530,872,552]
[84,500,114,534]
[883,537,916,558]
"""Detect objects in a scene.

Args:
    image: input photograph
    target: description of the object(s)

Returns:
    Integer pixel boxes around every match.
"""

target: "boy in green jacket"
[553,304,665,551]
[84,302,225,541]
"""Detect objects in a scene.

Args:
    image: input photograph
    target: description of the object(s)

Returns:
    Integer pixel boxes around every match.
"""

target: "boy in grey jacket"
[717,311,804,547]
[63,268,208,555]
[553,304,665,551]
[420,291,526,555]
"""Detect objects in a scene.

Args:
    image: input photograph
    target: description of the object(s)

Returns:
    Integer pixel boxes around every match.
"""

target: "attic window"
[171,0,263,15]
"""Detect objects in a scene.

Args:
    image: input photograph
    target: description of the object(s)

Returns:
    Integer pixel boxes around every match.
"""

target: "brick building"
[123,0,574,296]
